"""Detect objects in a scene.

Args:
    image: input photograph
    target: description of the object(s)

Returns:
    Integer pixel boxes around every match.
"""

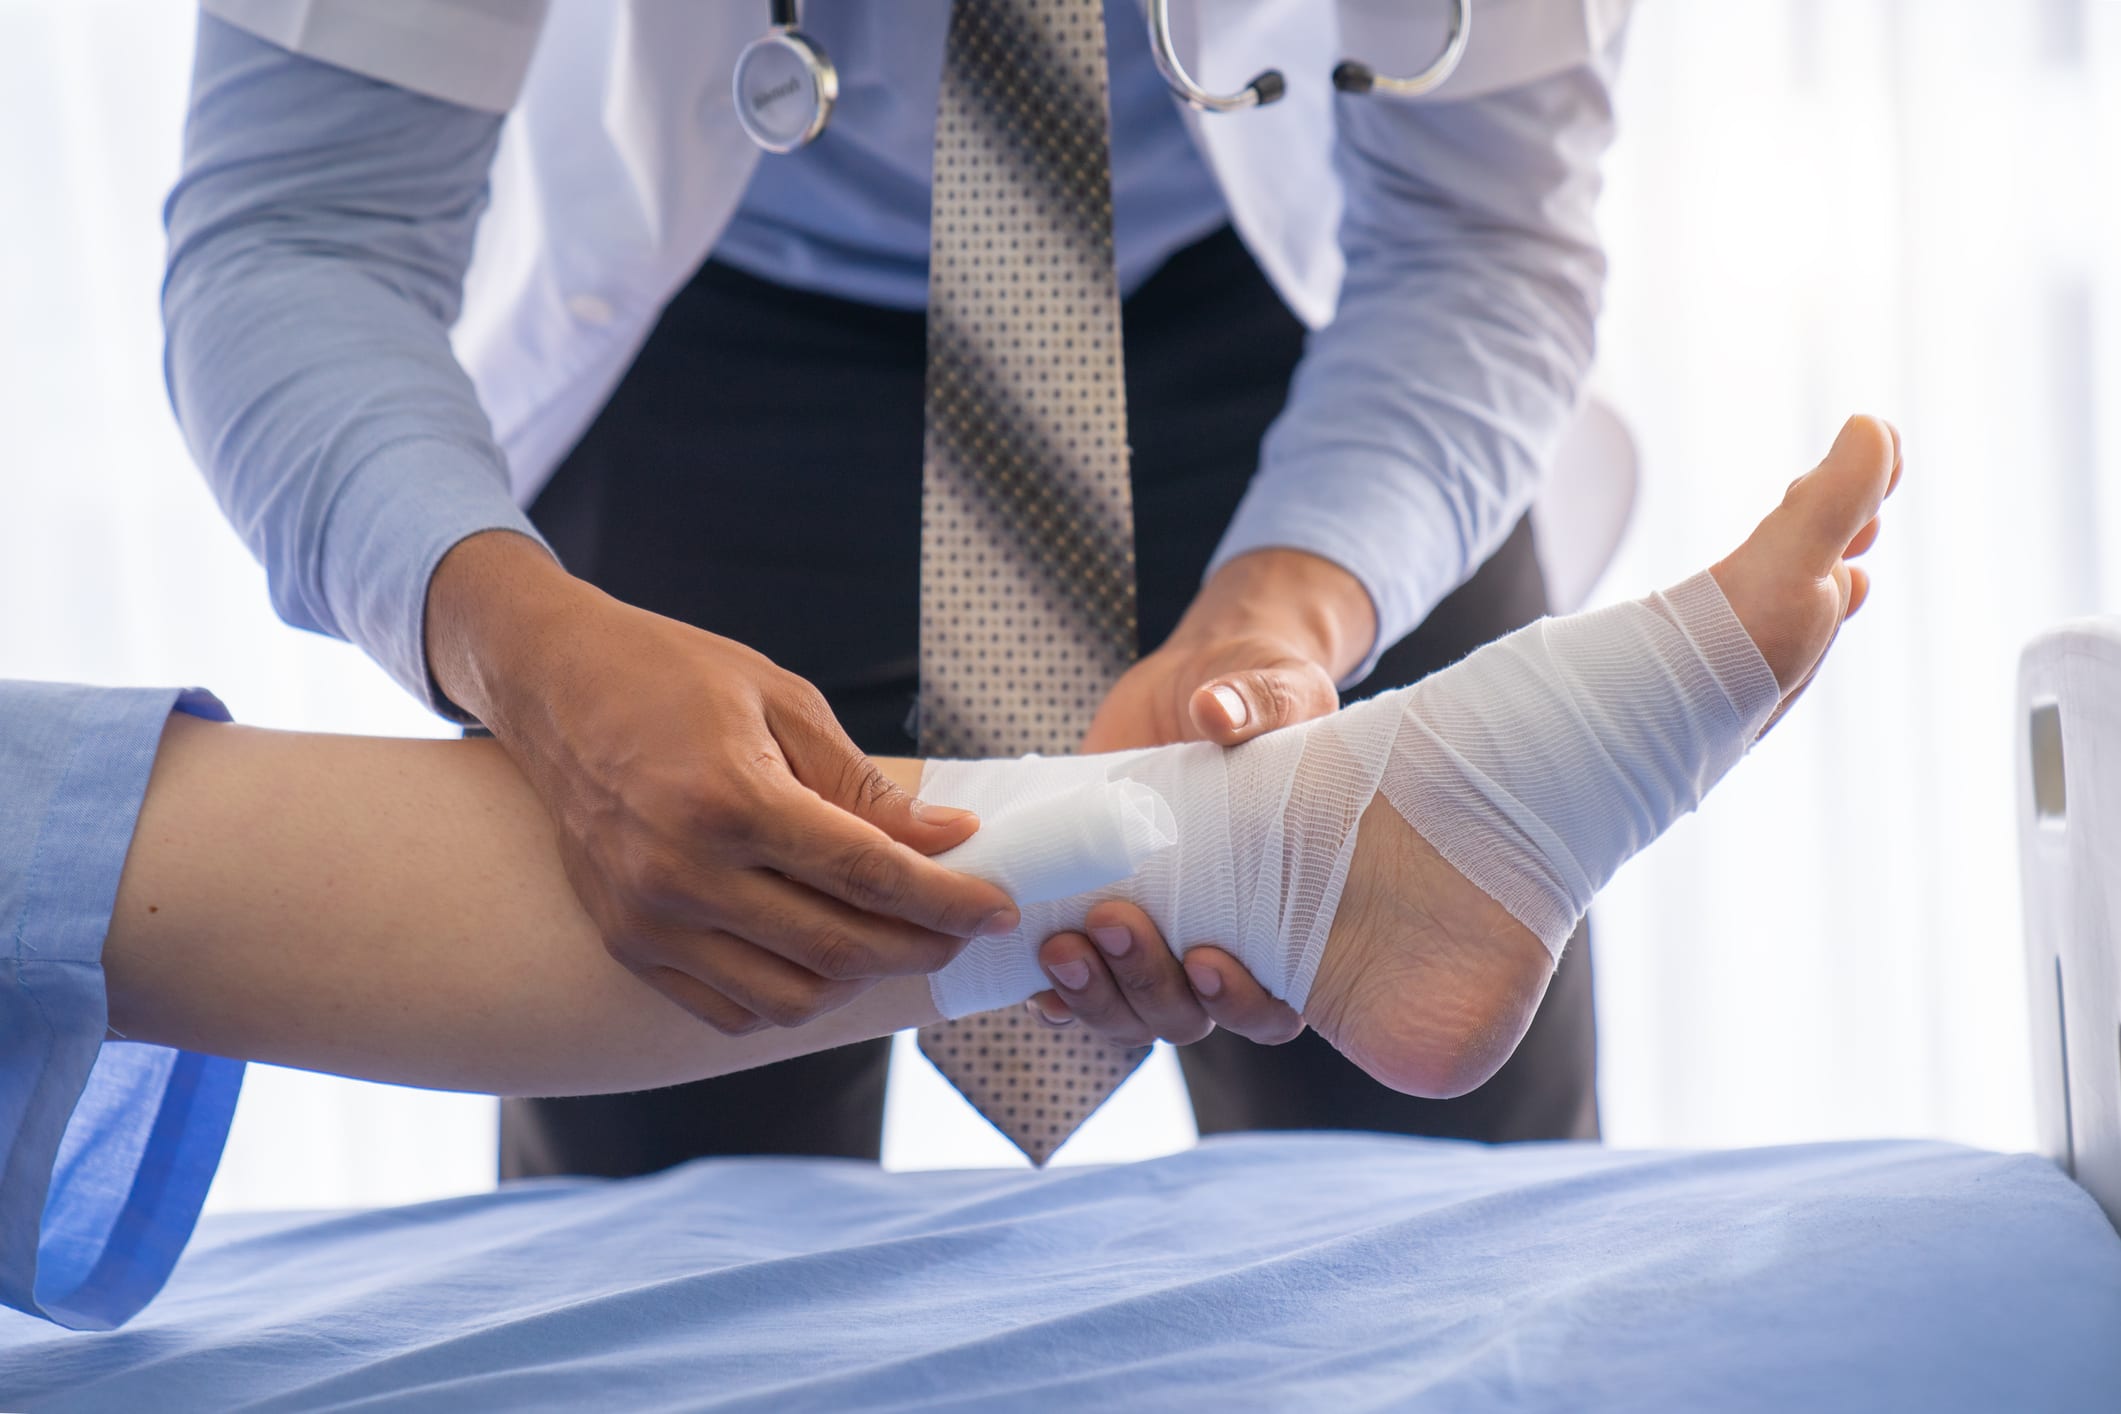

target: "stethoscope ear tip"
[1331,62,1376,96]
[1249,70,1287,106]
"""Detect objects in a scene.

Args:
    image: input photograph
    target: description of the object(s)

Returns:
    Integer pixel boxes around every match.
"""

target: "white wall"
[2,0,2110,1209]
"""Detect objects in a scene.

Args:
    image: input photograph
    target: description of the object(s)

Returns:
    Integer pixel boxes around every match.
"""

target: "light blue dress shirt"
[164,11,1614,711]
[713,0,1230,311]
[0,683,243,1332]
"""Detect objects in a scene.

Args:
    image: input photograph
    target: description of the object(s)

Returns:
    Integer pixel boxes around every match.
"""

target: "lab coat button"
[566,294,615,327]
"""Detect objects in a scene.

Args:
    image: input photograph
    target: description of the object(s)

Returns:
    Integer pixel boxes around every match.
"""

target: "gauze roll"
[921,764,1178,1019]
[922,571,1783,1020]
[934,779,1176,906]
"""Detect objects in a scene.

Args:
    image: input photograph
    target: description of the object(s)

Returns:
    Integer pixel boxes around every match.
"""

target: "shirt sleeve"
[200,0,551,114]
[1208,35,1625,685]
[164,13,550,718]
[0,683,245,1331]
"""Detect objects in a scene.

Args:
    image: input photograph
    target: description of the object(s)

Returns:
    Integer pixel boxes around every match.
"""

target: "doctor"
[165,0,1628,1178]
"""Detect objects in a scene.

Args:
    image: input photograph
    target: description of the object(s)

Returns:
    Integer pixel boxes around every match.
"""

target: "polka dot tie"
[915,0,1149,1167]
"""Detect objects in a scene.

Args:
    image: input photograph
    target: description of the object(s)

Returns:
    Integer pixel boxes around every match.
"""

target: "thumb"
[770,695,979,855]
[1189,662,1339,746]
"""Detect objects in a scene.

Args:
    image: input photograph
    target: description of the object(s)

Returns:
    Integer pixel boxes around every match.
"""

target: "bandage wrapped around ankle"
[923,571,1783,1019]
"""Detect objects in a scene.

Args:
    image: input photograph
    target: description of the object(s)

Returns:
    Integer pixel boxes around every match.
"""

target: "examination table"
[7,621,2121,1411]
[1,1132,2116,1411]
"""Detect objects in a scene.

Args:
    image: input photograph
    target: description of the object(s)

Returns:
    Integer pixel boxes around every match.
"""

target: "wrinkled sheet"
[3,1133,2116,1412]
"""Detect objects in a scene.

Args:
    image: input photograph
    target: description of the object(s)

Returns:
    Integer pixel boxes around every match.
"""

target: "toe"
[1780,415,1898,574]
[1711,413,1901,699]
[1843,515,1882,559]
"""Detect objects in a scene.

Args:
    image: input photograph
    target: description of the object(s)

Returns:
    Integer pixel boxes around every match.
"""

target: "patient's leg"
[103,717,947,1095]
[102,418,1897,1102]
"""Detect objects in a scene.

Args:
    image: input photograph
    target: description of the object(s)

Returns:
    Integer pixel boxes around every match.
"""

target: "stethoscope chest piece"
[734,26,838,153]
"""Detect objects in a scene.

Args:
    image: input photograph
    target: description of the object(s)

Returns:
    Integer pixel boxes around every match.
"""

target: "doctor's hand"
[1025,902,1305,1048]
[424,532,1020,1035]
[1036,549,1375,1049]
[1077,548,1376,755]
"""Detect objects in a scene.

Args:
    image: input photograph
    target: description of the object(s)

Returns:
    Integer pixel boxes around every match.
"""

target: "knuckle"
[729,754,795,819]
[753,982,827,1029]
[777,679,841,740]
[1114,956,1179,1002]
[837,841,907,913]
[742,746,793,789]
[1115,964,1165,999]
[685,787,745,839]
[682,994,745,1033]
[641,966,764,1036]
[598,918,649,967]
[836,755,900,817]
[619,849,688,907]
[1078,1005,1151,1048]
[808,929,879,981]
[902,931,966,974]
[939,890,1000,938]
[787,677,835,722]
[611,898,686,957]
[1254,671,1297,724]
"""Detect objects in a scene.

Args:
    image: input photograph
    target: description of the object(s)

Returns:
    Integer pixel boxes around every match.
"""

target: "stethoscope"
[733,0,1473,153]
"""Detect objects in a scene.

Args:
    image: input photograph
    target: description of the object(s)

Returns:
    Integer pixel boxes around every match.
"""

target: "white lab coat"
[201,0,1629,506]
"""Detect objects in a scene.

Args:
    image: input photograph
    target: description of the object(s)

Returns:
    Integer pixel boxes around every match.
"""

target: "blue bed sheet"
[3,1132,2116,1412]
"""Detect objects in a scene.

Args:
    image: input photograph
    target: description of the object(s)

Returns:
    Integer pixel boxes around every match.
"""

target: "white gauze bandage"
[923,571,1784,1019]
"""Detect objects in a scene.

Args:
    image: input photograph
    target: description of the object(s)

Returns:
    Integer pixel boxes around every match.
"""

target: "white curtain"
[2,0,2108,1207]
[1589,0,2118,1153]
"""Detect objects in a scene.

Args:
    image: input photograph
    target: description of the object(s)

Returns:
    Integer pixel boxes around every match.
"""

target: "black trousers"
[505,228,1598,1179]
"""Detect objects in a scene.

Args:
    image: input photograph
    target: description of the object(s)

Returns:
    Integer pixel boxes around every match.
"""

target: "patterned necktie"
[914,0,1149,1167]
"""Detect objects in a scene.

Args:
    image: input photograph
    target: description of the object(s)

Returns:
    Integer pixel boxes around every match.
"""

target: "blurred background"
[2,0,2113,1209]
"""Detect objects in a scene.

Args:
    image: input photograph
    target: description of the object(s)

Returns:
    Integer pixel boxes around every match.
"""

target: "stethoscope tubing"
[1146,0,1284,112]
[1147,0,1472,111]
[736,0,1475,153]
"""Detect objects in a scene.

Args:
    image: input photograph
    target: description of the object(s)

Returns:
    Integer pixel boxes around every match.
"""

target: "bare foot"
[1305,415,1904,1097]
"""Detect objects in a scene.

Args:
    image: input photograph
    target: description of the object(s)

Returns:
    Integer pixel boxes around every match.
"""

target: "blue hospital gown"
[0,682,242,1330]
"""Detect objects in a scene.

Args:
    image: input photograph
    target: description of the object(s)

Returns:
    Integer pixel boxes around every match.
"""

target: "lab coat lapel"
[1157,0,1347,329]
[1155,0,1637,332]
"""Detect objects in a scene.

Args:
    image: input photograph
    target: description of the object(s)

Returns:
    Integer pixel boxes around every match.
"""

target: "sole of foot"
[1305,415,1904,1098]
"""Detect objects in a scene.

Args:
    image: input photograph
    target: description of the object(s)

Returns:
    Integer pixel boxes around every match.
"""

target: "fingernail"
[1026,998,1074,1027]
[914,800,973,825]
[1210,684,1248,729]
[1185,961,1223,998]
[1089,924,1133,958]
[977,907,1020,936]
[1051,958,1092,990]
